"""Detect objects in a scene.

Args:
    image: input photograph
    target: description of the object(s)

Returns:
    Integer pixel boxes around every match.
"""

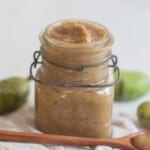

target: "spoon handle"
[0,130,137,150]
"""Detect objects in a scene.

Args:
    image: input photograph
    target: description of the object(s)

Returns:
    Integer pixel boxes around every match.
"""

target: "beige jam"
[132,133,150,150]
[35,20,114,138]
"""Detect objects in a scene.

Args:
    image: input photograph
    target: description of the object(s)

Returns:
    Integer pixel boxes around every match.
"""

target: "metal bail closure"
[29,50,120,88]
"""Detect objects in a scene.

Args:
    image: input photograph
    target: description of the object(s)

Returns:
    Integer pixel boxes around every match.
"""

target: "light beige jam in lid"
[47,21,107,43]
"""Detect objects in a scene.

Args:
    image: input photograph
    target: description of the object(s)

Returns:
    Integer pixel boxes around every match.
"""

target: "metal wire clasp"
[29,50,120,88]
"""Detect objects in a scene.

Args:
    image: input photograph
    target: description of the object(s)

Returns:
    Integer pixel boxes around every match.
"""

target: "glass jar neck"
[39,20,113,68]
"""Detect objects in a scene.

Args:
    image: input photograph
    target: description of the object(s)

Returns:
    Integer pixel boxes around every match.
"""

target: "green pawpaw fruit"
[0,77,30,114]
[137,101,150,128]
[115,71,150,101]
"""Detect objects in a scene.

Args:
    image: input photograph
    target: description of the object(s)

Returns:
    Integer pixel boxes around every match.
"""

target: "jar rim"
[39,19,113,49]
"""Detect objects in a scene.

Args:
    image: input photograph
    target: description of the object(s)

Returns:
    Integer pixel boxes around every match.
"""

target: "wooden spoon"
[0,130,149,150]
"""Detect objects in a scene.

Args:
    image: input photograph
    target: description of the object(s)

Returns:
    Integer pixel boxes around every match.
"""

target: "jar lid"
[40,19,113,50]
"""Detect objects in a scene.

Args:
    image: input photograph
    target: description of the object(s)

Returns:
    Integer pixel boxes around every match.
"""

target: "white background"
[0,0,150,78]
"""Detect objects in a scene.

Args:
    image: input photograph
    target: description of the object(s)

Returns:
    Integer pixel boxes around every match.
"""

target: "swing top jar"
[33,20,120,138]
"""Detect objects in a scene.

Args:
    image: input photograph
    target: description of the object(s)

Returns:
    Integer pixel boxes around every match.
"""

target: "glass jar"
[30,20,120,138]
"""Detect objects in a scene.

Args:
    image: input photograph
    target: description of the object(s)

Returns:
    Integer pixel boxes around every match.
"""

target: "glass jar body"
[36,69,114,138]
